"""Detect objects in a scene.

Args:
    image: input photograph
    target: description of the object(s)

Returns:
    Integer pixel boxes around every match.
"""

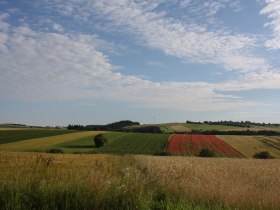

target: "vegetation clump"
[94,134,107,148]
[253,151,274,159]
[47,148,64,154]
[199,148,215,157]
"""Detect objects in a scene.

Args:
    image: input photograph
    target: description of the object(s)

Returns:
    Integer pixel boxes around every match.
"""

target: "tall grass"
[0,152,279,209]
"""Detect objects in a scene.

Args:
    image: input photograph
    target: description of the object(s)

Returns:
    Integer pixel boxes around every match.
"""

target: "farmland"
[0,131,101,152]
[0,129,78,144]
[99,133,169,155]
[167,134,243,157]
[0,131,170,155]
[1,152,280,210]
[40,132,125,153]
[125,122,280,133]
[219,135,280,158]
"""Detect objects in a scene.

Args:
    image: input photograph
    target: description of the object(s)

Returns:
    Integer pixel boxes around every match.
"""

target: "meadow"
[42,133,170,155]
[0,152,279,210]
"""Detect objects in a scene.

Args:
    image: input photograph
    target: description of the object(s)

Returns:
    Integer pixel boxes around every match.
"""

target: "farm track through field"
[0,131,102,152]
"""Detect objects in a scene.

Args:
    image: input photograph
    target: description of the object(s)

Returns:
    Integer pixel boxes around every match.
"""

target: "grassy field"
[218,135,280,158]
[0,131,102,152]
[0,129,78,144]
[40,132,170,155]
[0,152,279,210]
[99,133,170,155]
[40,132,124,153]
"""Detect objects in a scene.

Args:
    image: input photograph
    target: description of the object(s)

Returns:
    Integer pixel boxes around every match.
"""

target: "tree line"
[67,120,140,131]
[178,129,280,136]
[186,120,280,128]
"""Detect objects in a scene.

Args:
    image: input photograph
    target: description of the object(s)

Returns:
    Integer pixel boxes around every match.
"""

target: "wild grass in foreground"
[0,152,279,210]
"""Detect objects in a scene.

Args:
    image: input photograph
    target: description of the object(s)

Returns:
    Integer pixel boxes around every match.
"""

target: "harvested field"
[219,135,280,158]
[167,134,243,157]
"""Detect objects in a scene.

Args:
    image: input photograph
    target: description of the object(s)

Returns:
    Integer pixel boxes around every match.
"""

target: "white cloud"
[260,0,280,49]
[1,1,280,114]
[89,0,268,76]
[52,23,64,32]
[0,16,257,111]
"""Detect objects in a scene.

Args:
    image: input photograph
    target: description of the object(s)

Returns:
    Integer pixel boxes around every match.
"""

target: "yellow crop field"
[218,135,280,158]
[169,124,191,132]
[1,152,280,209]
[0,131,104,152]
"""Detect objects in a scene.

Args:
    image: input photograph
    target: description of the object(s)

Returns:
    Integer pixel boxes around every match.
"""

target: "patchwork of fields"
[0,130,103,152]
[0,128,280,158]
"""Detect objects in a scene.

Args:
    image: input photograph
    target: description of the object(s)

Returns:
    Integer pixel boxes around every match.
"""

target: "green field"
[0,129,78,144]
[41,132,170,155]
[41,132,124,153]
[100,133,170,154]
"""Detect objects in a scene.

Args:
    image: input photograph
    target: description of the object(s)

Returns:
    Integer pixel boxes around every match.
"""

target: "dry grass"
[135,155,280,209]
[170,125,191,132]
[1,152,280,209]
[218,135,280,158]
[0,131,104,152]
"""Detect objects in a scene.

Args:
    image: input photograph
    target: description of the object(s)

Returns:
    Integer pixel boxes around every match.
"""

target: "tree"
[199,148,215,157]
[94,134,107,148]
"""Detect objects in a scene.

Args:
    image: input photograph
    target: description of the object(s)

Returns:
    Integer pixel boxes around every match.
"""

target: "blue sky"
[1,0,280,126]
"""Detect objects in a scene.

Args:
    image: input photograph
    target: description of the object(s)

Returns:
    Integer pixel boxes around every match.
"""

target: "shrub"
[253,151,274,159]
[154,151,170,156]
[47,148,64,154]
[199,148,215,157]
[94,134,107,148]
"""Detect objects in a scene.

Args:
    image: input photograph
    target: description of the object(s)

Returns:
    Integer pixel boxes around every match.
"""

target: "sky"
[1,0,280,126]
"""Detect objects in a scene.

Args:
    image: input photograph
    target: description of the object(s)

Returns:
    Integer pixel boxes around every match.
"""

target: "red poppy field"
[167,134,244,157]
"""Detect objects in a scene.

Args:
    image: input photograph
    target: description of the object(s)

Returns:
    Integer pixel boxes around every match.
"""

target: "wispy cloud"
[260,0,280,49]
[1,1,280,114]
[0,14,256,111]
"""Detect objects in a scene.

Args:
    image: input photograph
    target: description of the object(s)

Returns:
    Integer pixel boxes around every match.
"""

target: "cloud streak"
[260,0,280,49]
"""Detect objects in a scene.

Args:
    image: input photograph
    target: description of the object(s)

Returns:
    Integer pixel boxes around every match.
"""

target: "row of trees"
[178,129,280,136]
[186,120,280,127]
[67,120,140,131]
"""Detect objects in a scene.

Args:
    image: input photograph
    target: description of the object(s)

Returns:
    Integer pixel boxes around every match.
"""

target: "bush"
[94,134,107,148]
[154,151,170,156]
[253,151,274,159]
[199,148,215,157]
[47,148,64,154]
